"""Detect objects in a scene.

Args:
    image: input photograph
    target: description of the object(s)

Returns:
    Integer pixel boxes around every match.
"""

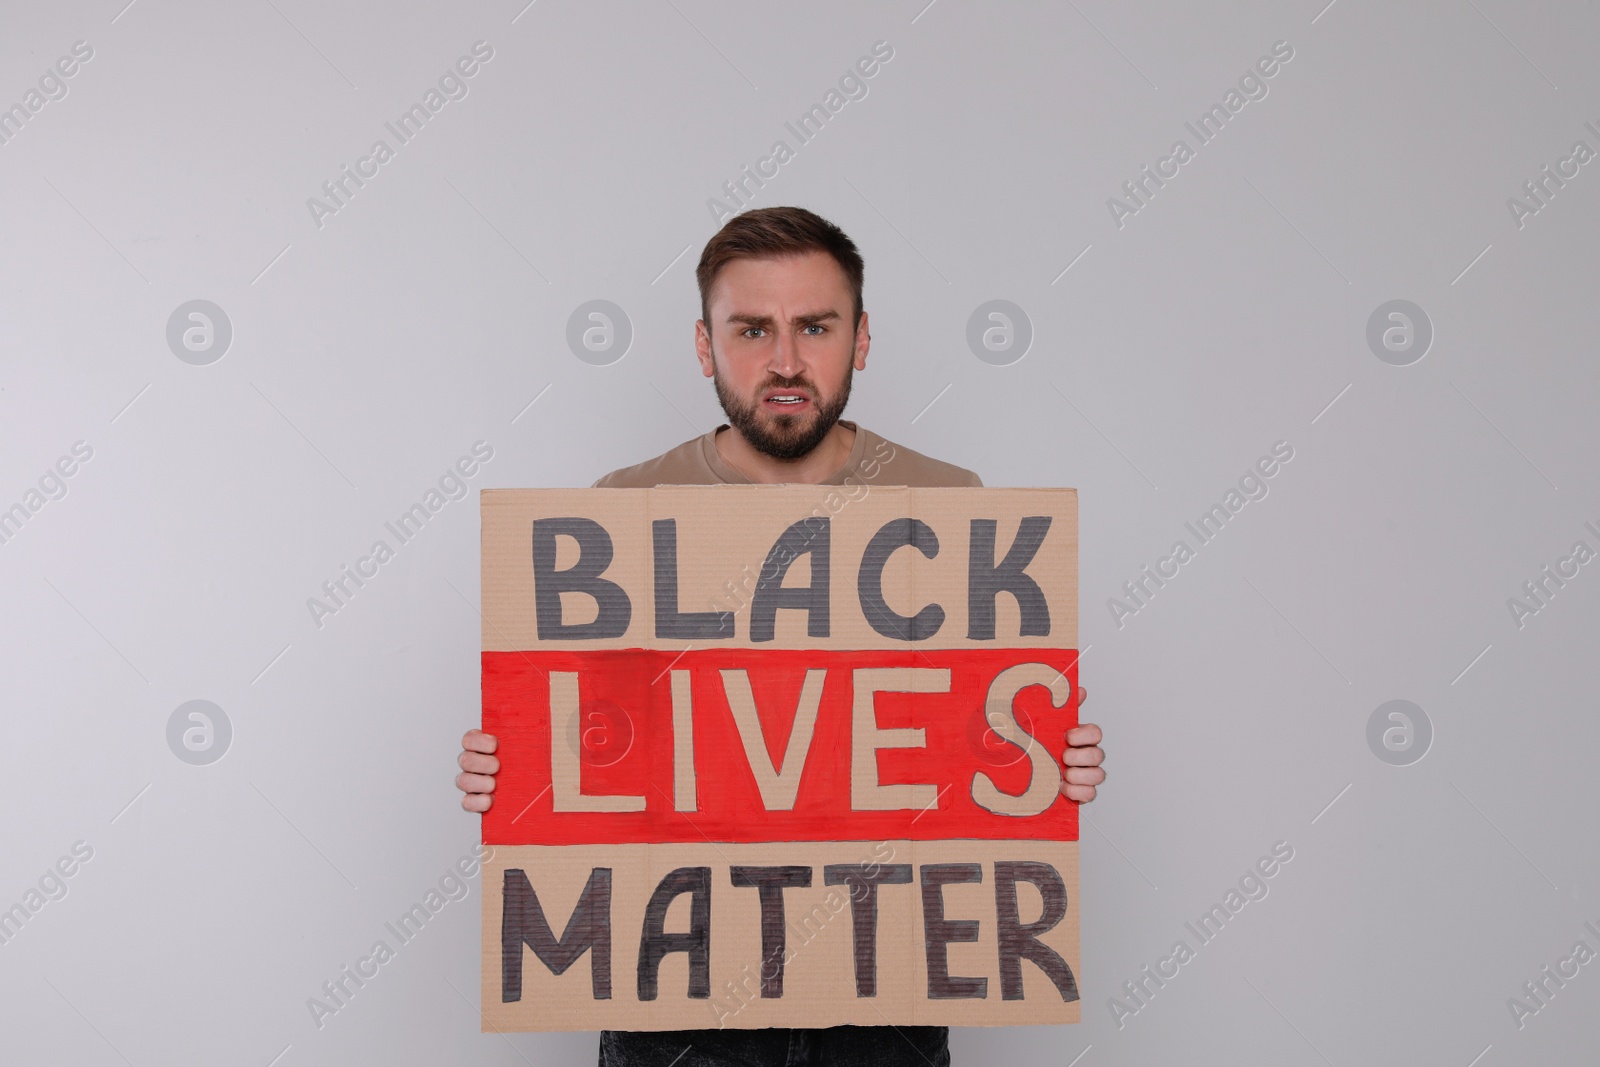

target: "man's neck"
[713,421,857,485]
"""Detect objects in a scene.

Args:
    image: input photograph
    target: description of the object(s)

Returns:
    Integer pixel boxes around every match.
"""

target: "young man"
[457,206,1107,1066]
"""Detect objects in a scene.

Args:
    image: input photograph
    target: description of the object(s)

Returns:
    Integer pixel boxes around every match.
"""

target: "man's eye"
[803,324,825,335]
[742,327,765,338]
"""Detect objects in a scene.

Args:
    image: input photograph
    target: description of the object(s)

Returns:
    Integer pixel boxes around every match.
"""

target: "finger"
[1061,746,1103,768]
[1059,782,1097,803]
[1063,766,1106,787]
[461,792,492,813]
[456,771,497,795]
[462,729,498,754]
[458,751,500,775]
[1066,722,1102,747]
[1075,685,1088,707]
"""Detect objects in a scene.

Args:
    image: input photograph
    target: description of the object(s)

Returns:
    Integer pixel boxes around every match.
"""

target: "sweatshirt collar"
[700,419,868,485]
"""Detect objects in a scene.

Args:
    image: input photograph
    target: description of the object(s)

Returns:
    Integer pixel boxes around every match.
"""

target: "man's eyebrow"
[725,309,843,327]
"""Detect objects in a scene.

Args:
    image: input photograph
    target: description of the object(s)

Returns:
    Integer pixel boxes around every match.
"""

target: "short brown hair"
[696,206,865,333]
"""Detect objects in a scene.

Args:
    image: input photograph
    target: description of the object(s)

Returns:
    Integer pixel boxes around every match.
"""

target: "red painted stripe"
[482,648,1079,845]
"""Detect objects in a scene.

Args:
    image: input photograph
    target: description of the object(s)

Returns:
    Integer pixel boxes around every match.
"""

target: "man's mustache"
[758,376,815,397]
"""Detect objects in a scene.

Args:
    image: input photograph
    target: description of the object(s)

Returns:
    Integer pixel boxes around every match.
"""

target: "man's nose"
[768,329,803,378]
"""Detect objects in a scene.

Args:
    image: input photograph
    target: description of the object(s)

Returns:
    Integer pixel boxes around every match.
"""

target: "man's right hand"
[457,729,499,812]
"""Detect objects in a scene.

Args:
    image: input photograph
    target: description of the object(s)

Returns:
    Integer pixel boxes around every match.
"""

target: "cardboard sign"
[479,485,1080,1031]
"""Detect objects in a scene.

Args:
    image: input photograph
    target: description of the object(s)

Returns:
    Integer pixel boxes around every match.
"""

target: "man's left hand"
[1061,685,1105,803]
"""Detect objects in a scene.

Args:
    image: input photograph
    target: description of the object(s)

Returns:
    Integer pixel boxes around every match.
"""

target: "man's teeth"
[769,395,804,403]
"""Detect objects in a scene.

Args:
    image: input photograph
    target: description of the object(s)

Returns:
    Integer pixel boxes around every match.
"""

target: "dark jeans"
[599,1025,950,1067]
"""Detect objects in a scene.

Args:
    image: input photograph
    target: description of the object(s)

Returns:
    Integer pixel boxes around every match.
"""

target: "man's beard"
[712,358,853,461]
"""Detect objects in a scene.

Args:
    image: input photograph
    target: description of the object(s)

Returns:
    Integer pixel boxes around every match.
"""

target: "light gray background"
[2,0,1596,1064]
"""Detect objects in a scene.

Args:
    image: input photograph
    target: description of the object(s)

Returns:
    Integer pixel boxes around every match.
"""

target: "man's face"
[696,251,868,460]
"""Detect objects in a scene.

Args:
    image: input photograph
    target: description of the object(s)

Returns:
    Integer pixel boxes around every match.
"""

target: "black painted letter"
[920,863,988,999]
[857,518,944,641]
[729,865,812,997]
[653,519,735,639]
[994,860,1078,1001]
[823,862,913,996]
[751,517,830,641]
[967,517,1052,640]
[532,518,631,639]
[501,867,612,1001]
[637,867,712,1000]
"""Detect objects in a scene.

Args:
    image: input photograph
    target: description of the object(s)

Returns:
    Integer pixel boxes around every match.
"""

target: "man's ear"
[853,310,870,371]
[695,320,715,377]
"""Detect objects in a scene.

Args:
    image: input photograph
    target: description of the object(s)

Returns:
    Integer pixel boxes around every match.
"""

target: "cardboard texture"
[480,485,1080,1032]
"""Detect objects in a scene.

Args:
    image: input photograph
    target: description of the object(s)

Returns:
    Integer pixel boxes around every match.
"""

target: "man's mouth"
[762,390,812,412]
